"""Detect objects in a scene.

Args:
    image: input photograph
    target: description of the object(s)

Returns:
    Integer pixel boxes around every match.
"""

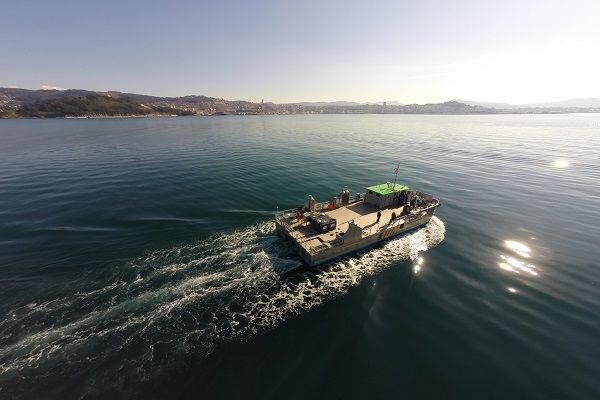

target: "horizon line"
[2,85,600,106]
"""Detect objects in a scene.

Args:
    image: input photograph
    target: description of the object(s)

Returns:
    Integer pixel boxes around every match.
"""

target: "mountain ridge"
[454,98,600,109]
[2,87,600,118]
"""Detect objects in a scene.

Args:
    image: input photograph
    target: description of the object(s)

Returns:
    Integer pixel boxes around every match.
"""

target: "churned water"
[0,114,598,399]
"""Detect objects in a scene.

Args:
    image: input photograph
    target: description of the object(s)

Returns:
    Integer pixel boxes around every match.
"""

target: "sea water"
[0,114,598,399]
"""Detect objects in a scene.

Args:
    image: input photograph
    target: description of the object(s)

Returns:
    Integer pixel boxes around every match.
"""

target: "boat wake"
[0,217,445,389]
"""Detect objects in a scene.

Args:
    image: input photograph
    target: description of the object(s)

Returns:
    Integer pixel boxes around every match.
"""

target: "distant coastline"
[2,87,600,119]
[63,114,181,119]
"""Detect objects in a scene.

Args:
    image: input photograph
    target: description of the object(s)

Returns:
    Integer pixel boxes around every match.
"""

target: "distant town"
[1,87,600,118]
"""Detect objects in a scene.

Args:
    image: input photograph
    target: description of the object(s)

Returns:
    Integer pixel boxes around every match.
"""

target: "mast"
[392,163,400,188]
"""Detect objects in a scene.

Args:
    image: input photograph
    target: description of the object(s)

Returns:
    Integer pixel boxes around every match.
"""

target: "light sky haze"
[1,0,599,103]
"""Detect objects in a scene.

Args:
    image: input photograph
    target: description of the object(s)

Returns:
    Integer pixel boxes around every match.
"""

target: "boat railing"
[276,195,438,244]
[275,194,366,227]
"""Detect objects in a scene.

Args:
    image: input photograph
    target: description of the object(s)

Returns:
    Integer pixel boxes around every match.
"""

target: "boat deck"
[286,201,410,253]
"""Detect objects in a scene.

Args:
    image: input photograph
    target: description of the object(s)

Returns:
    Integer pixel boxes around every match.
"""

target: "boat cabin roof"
[365,183,408,196]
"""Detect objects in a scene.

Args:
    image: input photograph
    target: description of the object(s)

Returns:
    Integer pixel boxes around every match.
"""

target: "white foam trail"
[0,217,445,381]
[222,209,275,215]
[224,216,446,336]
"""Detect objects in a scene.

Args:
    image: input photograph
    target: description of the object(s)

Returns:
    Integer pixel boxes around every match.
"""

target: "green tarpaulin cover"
[365,183,408,196]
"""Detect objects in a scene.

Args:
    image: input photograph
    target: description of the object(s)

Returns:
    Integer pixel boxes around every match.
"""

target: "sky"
[1,0,599,104]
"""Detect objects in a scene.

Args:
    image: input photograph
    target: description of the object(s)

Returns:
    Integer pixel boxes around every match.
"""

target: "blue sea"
[0,114,599,399]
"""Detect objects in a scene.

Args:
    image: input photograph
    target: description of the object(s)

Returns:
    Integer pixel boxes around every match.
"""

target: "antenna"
[393,163,400,188]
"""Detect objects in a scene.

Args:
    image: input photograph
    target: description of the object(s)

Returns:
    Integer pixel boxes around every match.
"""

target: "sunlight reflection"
[413,257,424,274]
[499,254,538,276]
[552,160,570,168]
[504,240,531,258]
[499,239,539,278]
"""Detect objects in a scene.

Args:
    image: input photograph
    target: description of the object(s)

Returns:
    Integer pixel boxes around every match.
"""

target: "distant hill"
[9,94,192,118]
[452,99,519,109]
[455,98,600,110]
[288,100,404,106]
[522,98,600,108]
[0,88,282,117]
[290,101,362,107]
[366,100,404,106]
[0,88,99,105]
[1,88,493,117]
[2,87,600,118]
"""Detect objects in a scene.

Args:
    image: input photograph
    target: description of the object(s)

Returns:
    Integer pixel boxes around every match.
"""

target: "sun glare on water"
[504,240,531,258]
[498,239,539,279]
[552,160,570,168]
[413,257,424,274]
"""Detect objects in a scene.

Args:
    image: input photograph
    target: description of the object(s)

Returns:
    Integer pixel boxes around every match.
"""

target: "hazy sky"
[1,0,599,103]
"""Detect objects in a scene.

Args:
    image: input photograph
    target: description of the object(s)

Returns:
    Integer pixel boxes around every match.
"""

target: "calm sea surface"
[0,114,599,399]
